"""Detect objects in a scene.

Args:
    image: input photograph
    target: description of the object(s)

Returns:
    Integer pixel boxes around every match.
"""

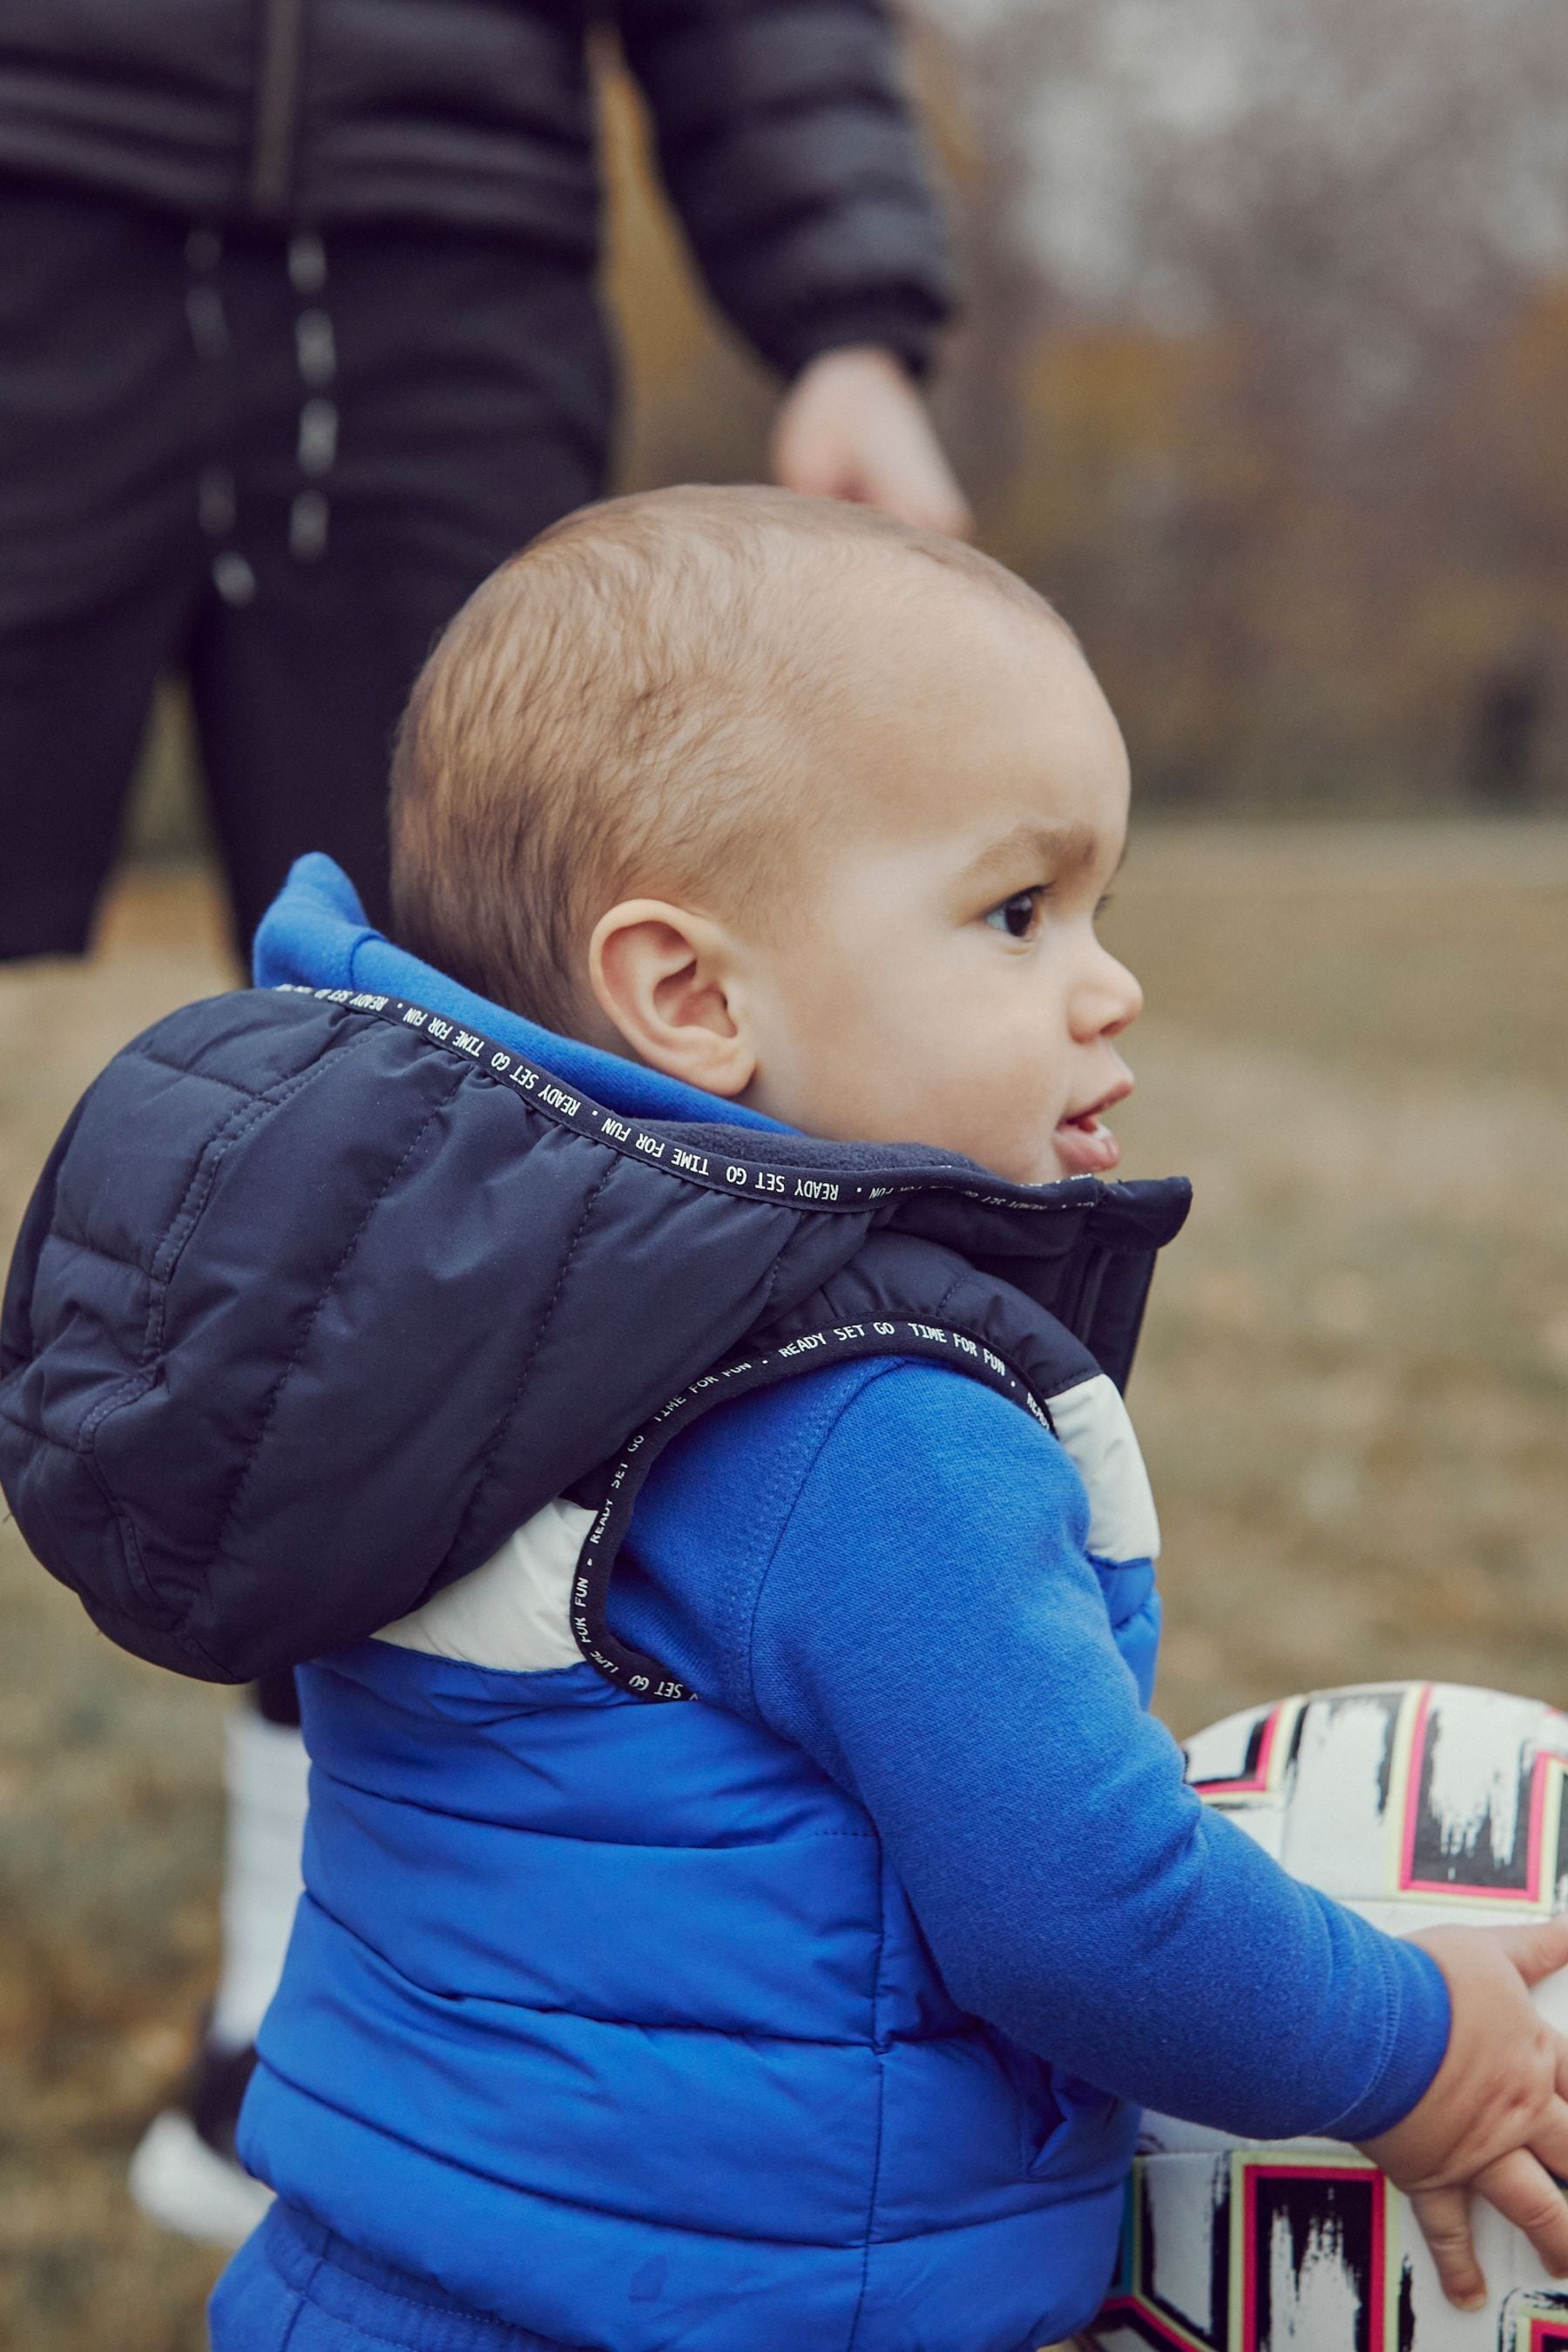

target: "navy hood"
[0,858,1188,1685]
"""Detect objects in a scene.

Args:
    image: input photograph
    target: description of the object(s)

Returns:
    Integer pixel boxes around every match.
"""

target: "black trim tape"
[570,1318,1053,1701]
[274,985,1099,1220]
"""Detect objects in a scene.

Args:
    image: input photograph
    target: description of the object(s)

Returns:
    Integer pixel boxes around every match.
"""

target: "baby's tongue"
[1053,1112,1121,1176]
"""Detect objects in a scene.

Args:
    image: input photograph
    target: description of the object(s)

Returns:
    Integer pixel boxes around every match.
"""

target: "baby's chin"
[921,1111,1125,1190]
[973,1127,1119,1189]
[1046,1108,1123,1183]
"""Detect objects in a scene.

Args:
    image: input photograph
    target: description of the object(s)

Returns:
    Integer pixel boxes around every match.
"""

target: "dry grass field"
[2,826,1565,2349]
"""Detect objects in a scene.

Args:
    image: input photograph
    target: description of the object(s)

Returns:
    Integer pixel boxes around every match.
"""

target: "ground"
[2,826,1565,2349]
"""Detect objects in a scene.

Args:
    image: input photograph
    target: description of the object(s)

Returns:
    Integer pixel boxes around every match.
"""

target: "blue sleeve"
[615,1358,1450,2142]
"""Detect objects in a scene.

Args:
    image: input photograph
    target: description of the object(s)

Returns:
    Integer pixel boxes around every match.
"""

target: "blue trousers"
[210,2203,570,2352]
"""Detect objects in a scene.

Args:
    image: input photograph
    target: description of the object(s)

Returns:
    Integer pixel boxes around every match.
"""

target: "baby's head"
[390,486,1141,1186]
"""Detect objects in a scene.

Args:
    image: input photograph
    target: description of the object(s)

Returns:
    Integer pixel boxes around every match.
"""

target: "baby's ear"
[587,900,758,1098]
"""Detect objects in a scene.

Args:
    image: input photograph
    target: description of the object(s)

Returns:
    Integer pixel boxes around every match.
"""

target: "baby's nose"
[1074,947,1142,1038]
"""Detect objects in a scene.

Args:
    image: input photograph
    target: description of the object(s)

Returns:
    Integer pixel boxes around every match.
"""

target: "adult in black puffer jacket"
[0,0,962,957]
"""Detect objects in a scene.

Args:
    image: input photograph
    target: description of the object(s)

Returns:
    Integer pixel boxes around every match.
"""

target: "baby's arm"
[621,1356,1568,2303]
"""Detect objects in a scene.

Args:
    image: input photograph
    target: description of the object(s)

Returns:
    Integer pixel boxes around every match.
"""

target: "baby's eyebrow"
[956,818,1100,894]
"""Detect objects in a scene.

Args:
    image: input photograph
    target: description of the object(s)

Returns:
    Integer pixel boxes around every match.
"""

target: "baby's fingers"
[1530,2091,1568,2182]
[1474,2148,1568,2280]
[1495,1916,1568,1989]
[1409,2185,1485,2309]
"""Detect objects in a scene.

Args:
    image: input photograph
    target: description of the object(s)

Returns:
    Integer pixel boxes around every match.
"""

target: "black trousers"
[0,181,612,956]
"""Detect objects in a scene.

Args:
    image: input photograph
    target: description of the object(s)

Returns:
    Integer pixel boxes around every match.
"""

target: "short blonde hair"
[389,485,1064,1033]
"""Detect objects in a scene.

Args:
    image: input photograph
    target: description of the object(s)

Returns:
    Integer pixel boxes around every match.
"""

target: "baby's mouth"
[1052,1083,1132,1177]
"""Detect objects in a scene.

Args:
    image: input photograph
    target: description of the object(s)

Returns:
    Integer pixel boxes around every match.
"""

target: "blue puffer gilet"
[0,860,1187,2352]
[247,1600,1152,2351]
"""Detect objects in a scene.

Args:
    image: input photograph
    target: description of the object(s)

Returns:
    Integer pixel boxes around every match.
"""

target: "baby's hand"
[1357,1920,1568,2308]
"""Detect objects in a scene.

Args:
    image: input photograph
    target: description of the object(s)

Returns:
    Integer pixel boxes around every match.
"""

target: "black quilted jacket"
[0,0,954,376]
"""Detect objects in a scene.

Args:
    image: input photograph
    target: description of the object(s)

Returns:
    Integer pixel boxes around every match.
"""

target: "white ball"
[1083,1681,1568,2352]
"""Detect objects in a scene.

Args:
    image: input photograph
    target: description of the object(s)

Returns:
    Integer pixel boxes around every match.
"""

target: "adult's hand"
[769,345,972,538]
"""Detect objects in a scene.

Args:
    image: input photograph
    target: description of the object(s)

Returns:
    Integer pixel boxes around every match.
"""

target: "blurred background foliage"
[609,0,1568,814]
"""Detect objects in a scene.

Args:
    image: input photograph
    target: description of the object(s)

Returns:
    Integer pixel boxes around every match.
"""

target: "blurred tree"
[915,0,1568,808]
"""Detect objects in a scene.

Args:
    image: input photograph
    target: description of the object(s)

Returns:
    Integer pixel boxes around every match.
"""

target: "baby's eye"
[984,889,1042,941]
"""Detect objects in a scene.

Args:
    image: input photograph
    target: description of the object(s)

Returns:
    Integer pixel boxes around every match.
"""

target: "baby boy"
[5,488,1568,2352]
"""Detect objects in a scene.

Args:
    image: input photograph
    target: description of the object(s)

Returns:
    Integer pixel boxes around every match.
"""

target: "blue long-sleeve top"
[612,1355,1450,2141]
